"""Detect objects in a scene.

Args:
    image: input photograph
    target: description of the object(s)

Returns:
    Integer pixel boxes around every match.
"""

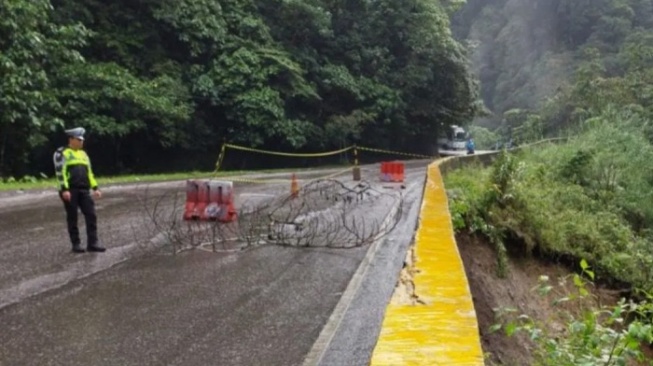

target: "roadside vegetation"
[447,0,653,297]
[0,164,348,192]
[0,171,220,191]
[445,0,653,362]
[1,0,479,179]
[453,0,653,136]
[447,112,653,292]
[445,112,653,363]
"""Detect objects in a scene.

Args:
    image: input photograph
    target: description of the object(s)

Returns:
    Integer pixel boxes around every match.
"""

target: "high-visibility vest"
[53,147,98,191]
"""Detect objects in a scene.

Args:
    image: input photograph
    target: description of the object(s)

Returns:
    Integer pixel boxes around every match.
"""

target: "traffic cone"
[291,173,299,198]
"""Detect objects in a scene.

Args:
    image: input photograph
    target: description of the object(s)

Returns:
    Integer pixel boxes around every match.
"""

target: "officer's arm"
[87,153,99,190]
[53,149,68,192]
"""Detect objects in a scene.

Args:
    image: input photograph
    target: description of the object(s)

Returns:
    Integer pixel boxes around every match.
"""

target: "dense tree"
[0,0,88,176]
[1,0,480,178]
[452,0,653,140]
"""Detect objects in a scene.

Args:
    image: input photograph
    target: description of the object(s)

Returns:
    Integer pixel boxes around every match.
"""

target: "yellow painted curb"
[370,161,484,365]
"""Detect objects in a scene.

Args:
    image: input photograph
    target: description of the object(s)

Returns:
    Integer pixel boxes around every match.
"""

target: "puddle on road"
[0,241,149,309]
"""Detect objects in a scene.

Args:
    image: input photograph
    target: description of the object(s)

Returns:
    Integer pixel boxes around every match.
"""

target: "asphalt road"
[0,162,428,366]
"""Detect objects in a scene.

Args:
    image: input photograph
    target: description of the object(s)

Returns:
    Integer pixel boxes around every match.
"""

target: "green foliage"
[491,261,653,366]
[453,0,653,135]
[446,119,653,292]
[55,62,192,145]
[446,164,490,232]
[0,0,88,127]
[559,149,594,186]
[445,154,523,278]
[487,151,523,208]
[450,4,653,361]
[467,125,499,150]
[0,0,90,176]
[2,0,481,177]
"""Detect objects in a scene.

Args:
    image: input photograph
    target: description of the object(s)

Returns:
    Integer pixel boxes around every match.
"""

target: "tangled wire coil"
[137,179,405,254]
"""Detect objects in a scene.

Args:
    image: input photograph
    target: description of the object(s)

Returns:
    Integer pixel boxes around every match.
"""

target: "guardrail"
[370,137,567,365]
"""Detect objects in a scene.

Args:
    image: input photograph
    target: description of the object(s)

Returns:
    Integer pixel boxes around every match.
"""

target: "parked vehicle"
[437,125,467,150]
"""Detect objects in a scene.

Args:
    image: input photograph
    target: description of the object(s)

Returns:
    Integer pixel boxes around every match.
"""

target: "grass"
[0,164,350,192]
[444,144,653,293]
[0,171,224,192]
[445,146,653,366]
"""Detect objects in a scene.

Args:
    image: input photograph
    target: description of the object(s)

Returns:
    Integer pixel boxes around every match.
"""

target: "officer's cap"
[65,127,85,141]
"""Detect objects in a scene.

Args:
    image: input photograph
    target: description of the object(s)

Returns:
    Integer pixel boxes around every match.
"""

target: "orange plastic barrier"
[380,161,405,182]
[196,181,210,219]
[183,180,237,223]
[183,180,200,220]
[290,173,299,198]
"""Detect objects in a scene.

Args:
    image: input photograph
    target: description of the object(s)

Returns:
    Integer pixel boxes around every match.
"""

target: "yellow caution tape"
[224,167,353,185]
[215,142,437,179]
[217,143,436,173]
[215,143,227,172]
[225,143,353,158]
[306,167,352,182]
[357,146,435,159]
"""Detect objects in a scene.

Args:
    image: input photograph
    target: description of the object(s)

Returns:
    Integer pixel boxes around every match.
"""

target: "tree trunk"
[115,138,122,173]
[0,125,7,179]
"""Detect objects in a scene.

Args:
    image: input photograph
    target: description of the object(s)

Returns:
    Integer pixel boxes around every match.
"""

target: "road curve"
[0,162,428,366]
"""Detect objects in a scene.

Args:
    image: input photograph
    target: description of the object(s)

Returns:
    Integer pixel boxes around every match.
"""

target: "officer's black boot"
[72,244,85,253]
[87,243,106,252]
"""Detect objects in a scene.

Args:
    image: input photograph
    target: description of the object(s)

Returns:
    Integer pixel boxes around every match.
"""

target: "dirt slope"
[457,232,626,365]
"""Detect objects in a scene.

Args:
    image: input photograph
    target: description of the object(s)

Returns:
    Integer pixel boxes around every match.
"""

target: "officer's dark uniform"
[53,127,105,253]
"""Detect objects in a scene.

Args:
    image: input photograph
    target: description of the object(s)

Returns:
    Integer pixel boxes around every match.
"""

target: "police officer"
[53,127,106,253]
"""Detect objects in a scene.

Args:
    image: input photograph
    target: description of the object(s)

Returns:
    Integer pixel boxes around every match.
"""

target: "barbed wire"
[130,178,404,254]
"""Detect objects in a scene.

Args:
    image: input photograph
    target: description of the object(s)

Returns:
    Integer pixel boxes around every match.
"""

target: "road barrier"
[183,179,237,223]
[213,142,438,183]
[183,180,200,221]
[370,139,568,365]
[380,161,405,183]
[290,173,299,198]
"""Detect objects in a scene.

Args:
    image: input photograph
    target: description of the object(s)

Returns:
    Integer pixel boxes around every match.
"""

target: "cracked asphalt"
[0,162,428,366]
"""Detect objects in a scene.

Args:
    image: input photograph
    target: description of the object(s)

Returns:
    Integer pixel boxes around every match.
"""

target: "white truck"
[437,125,467,150]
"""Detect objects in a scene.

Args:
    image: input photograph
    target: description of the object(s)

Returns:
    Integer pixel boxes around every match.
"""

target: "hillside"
[452,0,653,138]
[1,0,479,178]
[444,1,653,363]
[444,145,653,363]
[457,232,633,365]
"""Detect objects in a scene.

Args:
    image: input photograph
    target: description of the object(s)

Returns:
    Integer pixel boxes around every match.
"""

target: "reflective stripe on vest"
[64,149,90,166]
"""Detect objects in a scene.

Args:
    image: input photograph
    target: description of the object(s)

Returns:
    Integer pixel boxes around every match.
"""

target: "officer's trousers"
[60,189,98,247]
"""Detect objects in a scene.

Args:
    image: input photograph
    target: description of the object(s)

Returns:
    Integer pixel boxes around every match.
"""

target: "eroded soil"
[457,232,645,365]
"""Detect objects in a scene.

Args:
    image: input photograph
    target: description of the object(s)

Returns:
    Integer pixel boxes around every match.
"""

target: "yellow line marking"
[370,161,483,365]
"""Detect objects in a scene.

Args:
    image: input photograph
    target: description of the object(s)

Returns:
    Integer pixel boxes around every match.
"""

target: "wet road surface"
[0,163,428,366]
